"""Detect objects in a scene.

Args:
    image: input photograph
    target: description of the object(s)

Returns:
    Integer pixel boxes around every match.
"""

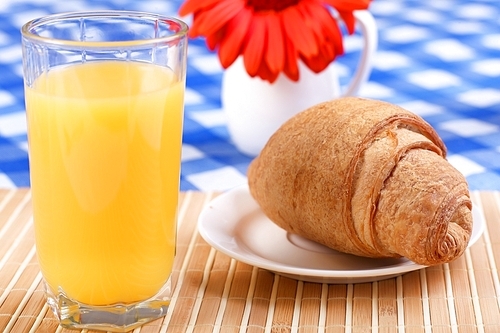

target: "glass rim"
[21,10,189,48]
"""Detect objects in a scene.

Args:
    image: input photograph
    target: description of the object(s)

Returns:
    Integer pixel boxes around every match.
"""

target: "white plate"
[198,184,485,284]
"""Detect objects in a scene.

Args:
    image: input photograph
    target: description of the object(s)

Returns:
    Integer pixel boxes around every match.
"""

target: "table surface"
[0,0,499,191]
[0,189,499,332]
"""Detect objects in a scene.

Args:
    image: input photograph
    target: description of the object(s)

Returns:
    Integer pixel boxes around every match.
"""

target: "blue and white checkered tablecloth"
[0,0,498,191]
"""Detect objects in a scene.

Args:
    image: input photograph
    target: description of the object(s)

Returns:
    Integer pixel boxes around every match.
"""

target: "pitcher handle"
[342,10,378,97]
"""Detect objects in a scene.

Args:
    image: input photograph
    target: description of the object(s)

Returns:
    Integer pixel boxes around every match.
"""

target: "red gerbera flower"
[179,0,372,83]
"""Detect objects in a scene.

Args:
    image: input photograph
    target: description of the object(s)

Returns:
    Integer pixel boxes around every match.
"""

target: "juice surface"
[25,61,184,305]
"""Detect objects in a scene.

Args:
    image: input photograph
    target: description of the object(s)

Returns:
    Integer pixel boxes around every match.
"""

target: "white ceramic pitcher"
[221,10,378,156]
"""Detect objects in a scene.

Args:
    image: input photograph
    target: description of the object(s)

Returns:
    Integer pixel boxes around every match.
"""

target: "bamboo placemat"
[1,190,500,333]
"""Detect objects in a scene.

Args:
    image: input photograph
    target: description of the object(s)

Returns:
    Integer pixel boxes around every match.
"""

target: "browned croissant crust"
[247,97,473,266]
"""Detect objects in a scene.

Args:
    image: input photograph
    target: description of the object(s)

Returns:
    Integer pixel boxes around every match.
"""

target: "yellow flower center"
[246,0,300,12]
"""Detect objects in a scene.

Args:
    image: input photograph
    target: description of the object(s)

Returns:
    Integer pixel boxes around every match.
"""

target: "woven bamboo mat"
[1,190,500,333]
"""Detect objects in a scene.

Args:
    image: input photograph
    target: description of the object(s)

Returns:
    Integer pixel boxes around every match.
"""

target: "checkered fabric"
[0,0,498,191]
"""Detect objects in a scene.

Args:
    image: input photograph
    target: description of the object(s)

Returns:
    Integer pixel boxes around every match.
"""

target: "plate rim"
[197,184,485,281]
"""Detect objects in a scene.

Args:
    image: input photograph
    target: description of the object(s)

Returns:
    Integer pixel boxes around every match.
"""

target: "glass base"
[44,280,172,332]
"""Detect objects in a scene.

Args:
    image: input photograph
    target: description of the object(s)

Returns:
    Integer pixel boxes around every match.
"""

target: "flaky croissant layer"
[248,97,472,266]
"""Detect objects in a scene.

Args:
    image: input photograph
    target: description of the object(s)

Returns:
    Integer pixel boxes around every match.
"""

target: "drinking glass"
[21,11,188,332]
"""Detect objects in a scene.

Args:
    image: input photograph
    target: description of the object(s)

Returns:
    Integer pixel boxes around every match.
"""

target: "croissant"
[247,97,473,266]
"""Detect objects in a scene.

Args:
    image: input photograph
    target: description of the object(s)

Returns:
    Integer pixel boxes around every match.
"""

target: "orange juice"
[25,61,184,305]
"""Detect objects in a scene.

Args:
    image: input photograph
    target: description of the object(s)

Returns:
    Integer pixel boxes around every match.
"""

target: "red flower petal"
[179,0,372,83]
[281,5,318,58]
[297,2,344,72]
[191,0,244,36]
[218,8,253,68]
[301,41,334,73]
[256,60,280,83]
[178,0,221,16]
[283,38,299,81]
[338,11,356,34]
[312,5,344,56]
[324,0,372,33]
[206,30,225,51]
[315,7,342,39]
[264,13,285,74]
[325,0,371,11]
[296,1,325,42]
[243,14,268,77]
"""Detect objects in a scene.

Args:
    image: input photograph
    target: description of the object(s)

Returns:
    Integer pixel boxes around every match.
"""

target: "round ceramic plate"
[198,184,485,284]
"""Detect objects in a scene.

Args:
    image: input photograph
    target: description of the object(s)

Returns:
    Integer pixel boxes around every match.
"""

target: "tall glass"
[21,11,188,332]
